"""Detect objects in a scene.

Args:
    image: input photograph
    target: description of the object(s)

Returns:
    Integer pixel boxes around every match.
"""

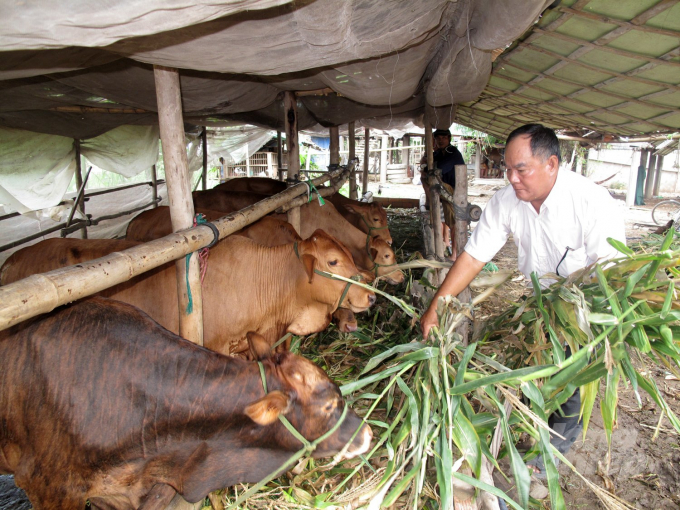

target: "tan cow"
[1,231,375,356]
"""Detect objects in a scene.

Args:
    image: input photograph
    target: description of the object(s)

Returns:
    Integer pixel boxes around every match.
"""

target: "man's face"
[434,134,450,150]
[505,134,559,208]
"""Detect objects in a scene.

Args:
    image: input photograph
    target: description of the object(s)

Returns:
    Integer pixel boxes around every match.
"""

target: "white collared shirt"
[465,170,627,284]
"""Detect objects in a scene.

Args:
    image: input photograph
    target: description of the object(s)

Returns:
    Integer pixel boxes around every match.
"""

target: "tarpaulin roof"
[0,0,553,140]
[456,0,680,141]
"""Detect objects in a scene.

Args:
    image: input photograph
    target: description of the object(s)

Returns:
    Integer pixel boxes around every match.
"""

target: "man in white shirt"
[420,124,626,493]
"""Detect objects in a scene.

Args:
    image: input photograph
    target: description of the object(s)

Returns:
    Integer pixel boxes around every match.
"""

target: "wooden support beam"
[362,128,370,195]
[151,164,158,208]
[277,131,284,181]
[424,106,445,267]
[653,155,664,197]
[73,139,87,239]
[154,64,203,346]
[330,126,340,166]
[348,122,357,199]
[644,152,657,200]
[284,91,301,234]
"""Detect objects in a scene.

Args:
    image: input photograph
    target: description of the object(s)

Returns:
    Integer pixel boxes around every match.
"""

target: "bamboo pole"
[0,167,346,332]
[154,64,203,345]
[348,122,357,200]
[151,164,159,208]
[73,139,88,239]
[284,91,301,234]
[362,128,370,195]
[330,126,340,166]
[277,131,284,181]
[201,127,208,191]
[424,106,445,265]
[379,135,388,184]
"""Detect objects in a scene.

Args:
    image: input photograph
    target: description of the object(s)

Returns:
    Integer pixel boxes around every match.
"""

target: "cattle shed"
[1,1,680,509]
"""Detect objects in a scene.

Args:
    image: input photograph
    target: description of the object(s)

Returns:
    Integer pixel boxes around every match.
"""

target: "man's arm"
[420,251,486,339]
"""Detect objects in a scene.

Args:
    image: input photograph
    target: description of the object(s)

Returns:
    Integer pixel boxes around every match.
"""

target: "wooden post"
[401,134,410,173]
[626,150,639,208]
[424,107,444,265]
[151,164,158,209]
[277,131,284,180]
[653,155,664,197]
[245,145,251,177]
[362,128,370,195]
[330,126,340,166]
[284,91,301,234]
[474,144,481,179]
[644,152,657,200]
[154,64,203,346]
[201,127,208,190]
[380,135,388,184]
[349,122,357,199]
[266,152,273,177]
[454,163,471,344]
[73,139,88,239]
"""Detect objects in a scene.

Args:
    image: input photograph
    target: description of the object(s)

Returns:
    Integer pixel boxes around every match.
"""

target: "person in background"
[420,123,626,499]
[420,128,466,259]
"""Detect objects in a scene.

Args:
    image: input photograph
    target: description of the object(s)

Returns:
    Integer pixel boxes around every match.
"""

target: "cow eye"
[329,260,338,266]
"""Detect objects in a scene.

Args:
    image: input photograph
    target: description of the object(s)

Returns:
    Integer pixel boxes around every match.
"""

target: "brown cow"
[126,206,225,242]
[0,297,372,510]
[190,189,404,285]
[214,178,392,244]
[1,231,375,356]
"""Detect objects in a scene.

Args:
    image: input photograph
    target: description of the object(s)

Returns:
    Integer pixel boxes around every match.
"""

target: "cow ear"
[370,247,379,261]
[343,203,358,214]
[247,331,272,360]
[244,391,290,425]
[301,253,316,283]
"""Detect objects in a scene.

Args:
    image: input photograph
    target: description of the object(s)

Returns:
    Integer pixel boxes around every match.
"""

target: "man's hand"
[420,306,439,340]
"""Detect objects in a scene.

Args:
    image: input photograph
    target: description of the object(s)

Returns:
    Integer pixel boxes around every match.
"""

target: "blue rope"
[184,214,210,314]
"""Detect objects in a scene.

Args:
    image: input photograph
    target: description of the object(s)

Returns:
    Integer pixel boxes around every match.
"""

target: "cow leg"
[138,483,177,510]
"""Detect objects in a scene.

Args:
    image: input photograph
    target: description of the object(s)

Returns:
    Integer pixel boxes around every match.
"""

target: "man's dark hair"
[506,124,561,163]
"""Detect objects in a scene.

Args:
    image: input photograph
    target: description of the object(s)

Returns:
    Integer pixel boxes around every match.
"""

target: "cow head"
[368,237,405,285]
[296,229,375,312]
[244,332,372,460]
[344,203,393,245]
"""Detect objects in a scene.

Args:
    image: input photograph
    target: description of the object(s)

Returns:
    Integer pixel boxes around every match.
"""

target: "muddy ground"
[385,183,680,509]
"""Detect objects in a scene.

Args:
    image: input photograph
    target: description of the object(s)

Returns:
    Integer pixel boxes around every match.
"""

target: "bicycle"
[651,199,680,227]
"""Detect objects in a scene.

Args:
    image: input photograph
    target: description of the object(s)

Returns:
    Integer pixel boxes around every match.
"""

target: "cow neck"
[292,241,362,309]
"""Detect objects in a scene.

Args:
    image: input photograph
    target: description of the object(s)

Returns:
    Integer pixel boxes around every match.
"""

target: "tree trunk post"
[277,131,284,181]
[73,139,88,239]
[454,163,471,344]
[284,91,301,234]
[330,126,340,166]
[348,122,357,199]
[424,106,444,266]
[154,64,203,346]
[362,128,370,195]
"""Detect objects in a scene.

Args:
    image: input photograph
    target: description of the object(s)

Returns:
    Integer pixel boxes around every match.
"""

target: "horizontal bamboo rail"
[0,166,349,332]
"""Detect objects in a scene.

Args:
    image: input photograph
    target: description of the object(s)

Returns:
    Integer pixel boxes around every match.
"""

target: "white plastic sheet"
[208,126,276,166]
[80,125,160,178]
[0,127,75,213]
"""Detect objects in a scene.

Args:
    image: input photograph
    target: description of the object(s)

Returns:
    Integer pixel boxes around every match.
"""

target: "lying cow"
[215,178,392,244]
[1,230,375,356]
[0,297,372,509]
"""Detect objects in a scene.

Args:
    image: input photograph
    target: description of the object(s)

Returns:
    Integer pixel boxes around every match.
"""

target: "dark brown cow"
[0,298,372,510]
[125,206,225,242]
[1,231,375,356]
[214,178,392,244]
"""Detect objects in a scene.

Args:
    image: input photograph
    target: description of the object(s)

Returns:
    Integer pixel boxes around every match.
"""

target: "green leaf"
[601,368,620,446]
[449,365,556,395]
[607,237,634,256]
[451,411,482,478]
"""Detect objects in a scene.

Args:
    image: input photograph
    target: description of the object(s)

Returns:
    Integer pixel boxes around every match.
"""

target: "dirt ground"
[385,181,680,509]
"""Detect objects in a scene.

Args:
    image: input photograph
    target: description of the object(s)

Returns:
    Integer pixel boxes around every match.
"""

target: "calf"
[0,298,372,510]
[1,230,375,356]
